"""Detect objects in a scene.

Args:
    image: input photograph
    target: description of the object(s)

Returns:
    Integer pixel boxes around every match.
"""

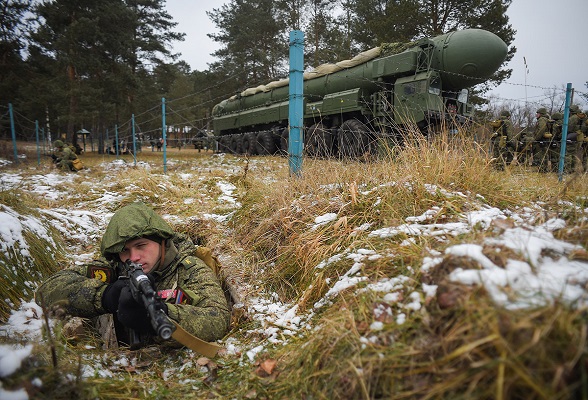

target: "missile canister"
[213,29,507,117]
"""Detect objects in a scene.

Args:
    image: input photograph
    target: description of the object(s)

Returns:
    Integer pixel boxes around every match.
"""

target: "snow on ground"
[0,157,587,398]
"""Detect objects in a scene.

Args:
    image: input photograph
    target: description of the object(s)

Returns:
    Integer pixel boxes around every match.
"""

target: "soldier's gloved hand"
[117,286,167,334]
[101,279,128,313]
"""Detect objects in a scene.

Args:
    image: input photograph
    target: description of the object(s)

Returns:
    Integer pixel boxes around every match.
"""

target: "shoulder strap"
[171,321,222,357]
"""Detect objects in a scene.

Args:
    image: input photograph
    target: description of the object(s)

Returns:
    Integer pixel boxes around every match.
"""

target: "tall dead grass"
[0,132,586,398]
[224,126,588,399]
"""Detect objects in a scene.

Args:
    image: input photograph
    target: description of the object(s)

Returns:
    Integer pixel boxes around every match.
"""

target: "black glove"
[101,279,128,313]
[117,286,168,334]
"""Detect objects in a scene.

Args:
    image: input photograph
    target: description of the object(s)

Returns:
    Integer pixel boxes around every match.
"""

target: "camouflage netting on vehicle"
[236,41,418,99]
[237,47,382,98]
[379,41,417,57]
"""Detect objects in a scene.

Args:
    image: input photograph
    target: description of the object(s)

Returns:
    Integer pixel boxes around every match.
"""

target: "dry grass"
[219,127,588,399]
[0,188,66,320]
[1,134,587,399]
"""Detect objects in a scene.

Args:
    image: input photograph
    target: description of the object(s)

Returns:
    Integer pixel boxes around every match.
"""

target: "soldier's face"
[119,238,161,274]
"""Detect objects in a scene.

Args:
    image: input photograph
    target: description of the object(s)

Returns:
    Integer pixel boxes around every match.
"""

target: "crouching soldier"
[35,202,231,353]
[52,140,78,172]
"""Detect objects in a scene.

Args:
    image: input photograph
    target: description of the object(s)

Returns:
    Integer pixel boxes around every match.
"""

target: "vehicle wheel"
[217,137,228,153]
[242,132,256,155]
[271,126,283,155]
[279,127,289,155]
[256,131,277,155]
[337,119,374,159]
[305,123,332,157]
[229,135,242,154]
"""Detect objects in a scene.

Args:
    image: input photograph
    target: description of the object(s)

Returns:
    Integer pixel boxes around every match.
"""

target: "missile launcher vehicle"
[211,28,508,157]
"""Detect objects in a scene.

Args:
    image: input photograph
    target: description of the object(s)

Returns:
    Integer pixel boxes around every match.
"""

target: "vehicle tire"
[279,127,289,155]
[337,119,374,159]
[229,135,242,154]
[305,123,332,157]
[217,137,228,153]
[242,132,256,155]
[271,126,283,155]
[256,131,277,155]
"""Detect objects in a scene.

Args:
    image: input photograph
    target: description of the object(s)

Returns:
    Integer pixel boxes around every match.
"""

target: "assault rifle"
[118,260,222,357]
[121,260,175,340]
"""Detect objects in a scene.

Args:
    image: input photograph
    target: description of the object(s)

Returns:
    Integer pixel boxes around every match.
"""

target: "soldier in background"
[52,139,78,172]
[566,105,583,173]
[575,108,587,172]
[581,109,588,172]
[523,108,550,170]
[547,112,563,172]
[490,110,516,169]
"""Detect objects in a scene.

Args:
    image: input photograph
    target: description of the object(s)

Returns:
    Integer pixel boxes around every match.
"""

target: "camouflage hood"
[100,202,174,260]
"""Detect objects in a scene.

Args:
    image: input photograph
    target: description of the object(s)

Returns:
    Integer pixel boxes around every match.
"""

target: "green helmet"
[552,112,563,120]
[500,110,511,118]
[536,108,547,115]
[569,104,580,113]
[54,140,64,148]
[100,202,174,260]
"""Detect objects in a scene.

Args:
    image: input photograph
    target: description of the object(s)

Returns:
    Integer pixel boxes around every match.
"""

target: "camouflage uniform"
[523,108,550,170]
[490,110,516,169]
[547,112,563,172]
[566,105,583,173]
[581,110,588,172]
[35,202,231,348]
[53,140,78,171]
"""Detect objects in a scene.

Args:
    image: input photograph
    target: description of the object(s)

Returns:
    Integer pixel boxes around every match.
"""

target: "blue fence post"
[9,103,18,164]
[41,127,45,156]
[162,97,168,174]
[35,120,40,166]
[132,114,137,166]
[115,125,119,158]
[558,83,573,182]
[288,30,304,177]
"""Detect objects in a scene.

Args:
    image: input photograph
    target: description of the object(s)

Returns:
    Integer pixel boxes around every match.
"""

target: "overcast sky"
[165,0,587,109]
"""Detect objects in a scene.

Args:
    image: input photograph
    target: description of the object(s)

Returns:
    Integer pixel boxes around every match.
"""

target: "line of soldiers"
[490,105,588,173]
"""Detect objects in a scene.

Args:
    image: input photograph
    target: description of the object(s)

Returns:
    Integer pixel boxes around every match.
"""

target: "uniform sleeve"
[65,148,77,160]
[533,118,548,140]
[165,258,231,342]
[35,262,113,318]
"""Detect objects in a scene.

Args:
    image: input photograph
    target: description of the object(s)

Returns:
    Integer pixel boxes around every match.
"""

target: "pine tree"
[0,0,32,120]
[344,0,515,92]
[207,0,288,90]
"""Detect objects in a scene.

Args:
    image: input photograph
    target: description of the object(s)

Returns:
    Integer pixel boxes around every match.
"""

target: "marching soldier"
[490,110,516,169]
[566,104,583,173]
[581,109,588,172]
[523,108,550,170]
[547,112,563,172]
